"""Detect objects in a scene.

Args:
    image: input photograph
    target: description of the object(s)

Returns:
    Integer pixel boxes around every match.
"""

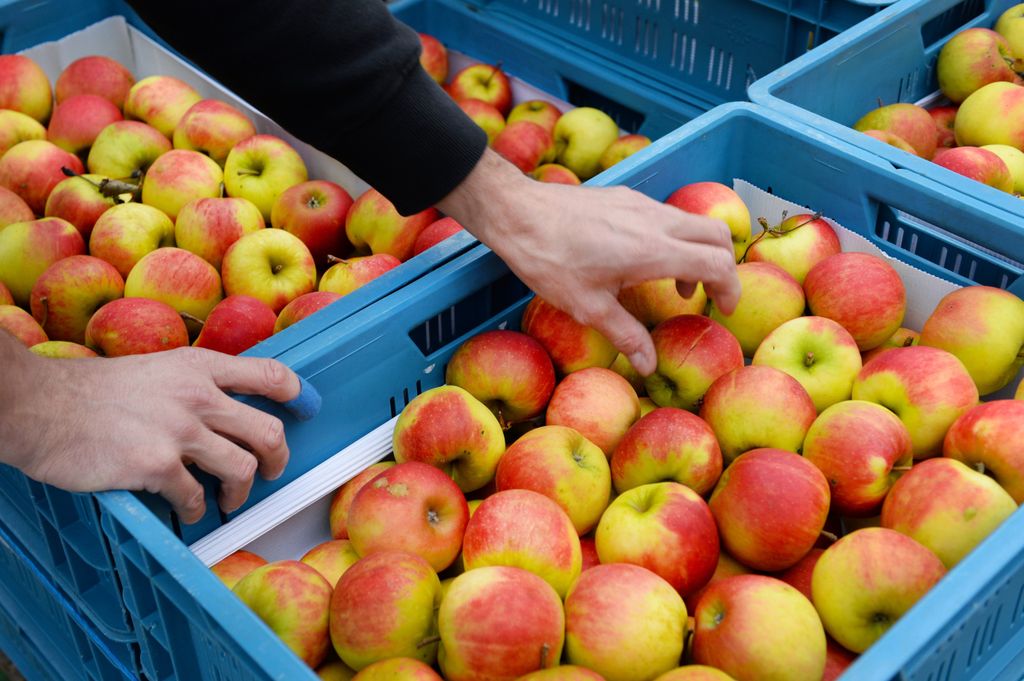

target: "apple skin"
[0,139,85,214]
[881,457,1017,568]
[938,29,1021,104]
[596,481,719,597]
[28,340,97,358]
[454,98,505,145]
[0,217,86,306]
[521,296,618,374]
[983,143,1024,193]
[87,120,172,178]
[0,54,52,123]
[445,329,556,424]
[853,346,979,458]
[804,252,907,351]
[493,120,556,173]
[85,297,189,356]
[564,563,687,681]
[508,99,562,134]
[610,352,645,395]
[142,149,224,222]
[221,228,316,312]
[752,315,864,413]
[683,551,751,616]
[0,185,34,229]
[271,180,353,267]
[811,527,946,653]
[823,639,858,681]
[462,488,581,597]
[224,134,309,221]
[347,461,470,572]
[29,255,125,344]
[124,247,223,332]
[611,407,722,496]
[666,182,751,261]
[853,103,938,159]
[418,32,448,84]
[933,145,1014,192]
[599,134,652,172]
[43,174,117,240]
[518,666,605,681]
[317,660,357,681]
[89,203,175,279]
[552,107,620,181]
[619,279,707,329]
[546,367,641,457]
[329,463,395,540]
[0,280,10,306]
[930,106,959,149]
[317,254,401,297]
[411,216,463,256]
[274,291,342,334]
[447,63,513,116]
[645,315,744,413]
[0,110,45,156]
[861,129,919,155]
[531,163,581,185]
[745,212,841,285]
[173,99,257,166]
[803,400,913,517]
[495,425,611,535]
[653,667,736,681]
[692,575,826,681]
[709,261,804,357]
[300,539,360,588]
[775,547,824,602]
[700,366,817,465]
[945,400,1024,502]
[392,385,506,493]
[351,658,441,681]
[47,94,123,156]
[124,75,201,138]
[175,196,265,270]
[438,566,565,681]
[344,188,439,262]
[919,285,1024,395]
[194,294,277,355]
[210,550,267,590]
[0,305,48,347]
[579,537,600,572]
[861,326,919,364]
[55,56,134,109]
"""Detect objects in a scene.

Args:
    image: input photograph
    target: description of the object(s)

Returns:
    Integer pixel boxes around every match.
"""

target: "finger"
[188,349,301,403]
[644,242,741,314]
[576,293,657,376]
[202,392,290,481]
[187,430,260,514]
[676,280,697,299]
[156,461,207,524]
[664,209,735,252]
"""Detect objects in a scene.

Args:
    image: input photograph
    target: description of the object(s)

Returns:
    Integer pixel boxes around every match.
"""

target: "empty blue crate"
[749,0,1024,225]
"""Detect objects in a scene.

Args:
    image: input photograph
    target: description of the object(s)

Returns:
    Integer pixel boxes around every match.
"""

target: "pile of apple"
[851,3,1024,195]
[0,52,461,358]
[418,33,652,183]
[211,182,1024,681]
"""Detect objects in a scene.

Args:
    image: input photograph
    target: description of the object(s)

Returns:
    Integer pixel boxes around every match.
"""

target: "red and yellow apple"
[210,550,267,590]
[344,188,439,262]
[29,255,124,344]
[85,297,189,356]
[55,55,134,109]
[645,315,744,412]
[89,202,175,279]
[274,291,342,334]
[193,294,277,355]
[944,400,1024,502]
[0,139,85,214]
[173,99,257,166]
[666,182,751,261]
[142,149,224,221]
[124,75,201,138]
[87,120,171,178]
[174,196,265,270]
[0,217,85,306]
[744,212,841,285]
[709,261,805,356]
[221,228,316,312]
[546,366,641,457]
[0,54,52,123]
[521,296,617,374]
[224,134,309,220]
[329,462,396,540]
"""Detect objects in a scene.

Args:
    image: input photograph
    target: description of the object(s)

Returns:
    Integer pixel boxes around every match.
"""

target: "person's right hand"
[1,340,300,523]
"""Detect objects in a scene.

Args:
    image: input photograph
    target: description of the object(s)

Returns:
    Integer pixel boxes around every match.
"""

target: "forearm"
[0,331,52,470]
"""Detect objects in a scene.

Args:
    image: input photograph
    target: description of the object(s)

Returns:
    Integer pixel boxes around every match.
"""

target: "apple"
[933,144,1014,192]
[274,291,342,334]
[89,202,175,279]
[175,196,265,270]
[744,212,841,285]
[173,99,257,165]
[507,100,562,134]
[564,563,687,681]
[445,329,555,424]
[619,279,707,329]
[438,566,564,681]
[210,550,267,590]
[945,400,1024,502]
[317,254,401,297]
[546,367,640,457]
[938,28,1020,104]
[318,660,357,681]
[610,352,645,395]
[552,107,620,180]
[47,94,123,157]
[141,149,224,221]
[221,228,316,312]
[351,658,441,681]
[692,575,826,681]
[455,98,504,145]
[861,326,919,364]
[495,425,611,535]
[853,346,979,458]
[234,560,332,668]
[418,33,448,84]
[125,247,223,333]
[930,105,959,149]
[853,103,938,159]
[919,285,1024,395]
[85,297,189,356]
[87,120,172,178]
[983,144,1024,193]
[596,481,719,596]
[752,316,863,413]
[0,305,47,346]
[461,489,581,597]
[521,296,617,374]
[517,666,604,681]
[804,252,907,351]
[28,340,97,358]
[700,366,817,465]
[0,280,10,306]
[300,539,360,587]
[598,133,652,172]
[824,640,858,681]
[0,54,52,123]
[447,63,512,115]
[194,294,277,355]
[329,462,396,540]
[344,188,439,262]
[645,315,744,412]
[43,174,117,240]
[224,134,309,220]
[55,55,134,109]
[531,163,580,184]
[776,547,824,602]
[579,537,600,572]
[638,396,658,416]
[708,261,804,356]
[811,527,946,653]
[653,667,736,681]
[0,109,45,156]
[882,458,1016,568]
[611,407,722,495]
[666,182,751,261]
[0,217,85,306]
[0,139,85,214]
[411,216,463,256]
[861,129,919,155]
[683,551,751,618]
[124,75,201,137]
[493,120,555,173]
[29,255,124,344]
[271,180,353,267]
[803,400,913,516]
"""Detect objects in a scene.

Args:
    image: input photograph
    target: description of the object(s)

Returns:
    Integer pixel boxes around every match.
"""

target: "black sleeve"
[125,0,487,215]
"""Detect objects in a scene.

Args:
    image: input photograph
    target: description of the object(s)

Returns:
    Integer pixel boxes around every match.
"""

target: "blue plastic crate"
[747,0,1024,224]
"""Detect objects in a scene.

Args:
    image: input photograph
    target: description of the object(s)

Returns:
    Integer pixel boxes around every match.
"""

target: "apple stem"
[180,312,205,328]
[235,168,261,177]
[219,181,226,199]
[903,336,917,348]
[540,643,550,668]
[975,462,987,476]
[891,465,913,472]
[738,222,771,263]
[417,635,441,648]
[820,530,839,543]
[803,351,815,367]
[37,297,49,329]
[496,409,511,431]
[272,264,284,274]
[484,61,504,88]
[326,254,349,265]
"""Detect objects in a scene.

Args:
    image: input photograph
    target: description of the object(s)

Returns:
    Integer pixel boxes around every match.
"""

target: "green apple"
[220,229,316,312]
[87,120,172,178]
[955,81,1024,149]
[224,134,308,220]
[553,107,620,180]
[982,144,1024,193]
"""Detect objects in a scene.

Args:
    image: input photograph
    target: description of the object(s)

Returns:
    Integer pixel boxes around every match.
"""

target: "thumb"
[580,293,656,376]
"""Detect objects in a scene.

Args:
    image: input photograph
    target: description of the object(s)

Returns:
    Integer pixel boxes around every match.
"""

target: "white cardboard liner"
[191,180,1023,567]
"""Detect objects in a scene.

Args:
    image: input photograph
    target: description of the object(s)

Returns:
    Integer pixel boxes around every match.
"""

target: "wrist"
[0,332,50,469]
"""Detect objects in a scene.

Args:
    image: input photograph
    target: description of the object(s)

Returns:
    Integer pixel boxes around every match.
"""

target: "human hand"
[439,149,741,375]
[0,339,300,523]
